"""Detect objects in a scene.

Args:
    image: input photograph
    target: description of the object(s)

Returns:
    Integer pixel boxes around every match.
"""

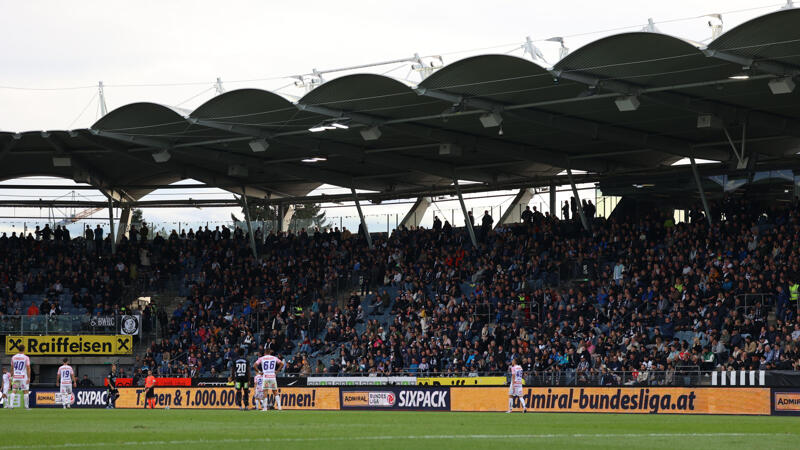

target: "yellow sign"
[35,392,57,406]
[5,335,133,355]
[342,392,370,407]
[116,387,339,410]
[774,392,800,412]
[417,376,507,386]
[451,387,770,415]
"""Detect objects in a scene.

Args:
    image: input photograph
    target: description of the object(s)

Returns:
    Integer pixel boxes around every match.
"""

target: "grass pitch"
[0,409,797,449]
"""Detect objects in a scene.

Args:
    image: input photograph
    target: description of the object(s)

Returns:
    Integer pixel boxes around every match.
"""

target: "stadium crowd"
[2,197,800,385]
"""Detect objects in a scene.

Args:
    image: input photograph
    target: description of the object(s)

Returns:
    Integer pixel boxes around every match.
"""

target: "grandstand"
[1,4,800,437]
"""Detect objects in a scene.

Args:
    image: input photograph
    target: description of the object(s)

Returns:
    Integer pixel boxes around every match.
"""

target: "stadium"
[1,1,800,448]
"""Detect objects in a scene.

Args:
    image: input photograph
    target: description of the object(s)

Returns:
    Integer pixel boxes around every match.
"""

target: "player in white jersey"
[507,358,527,413]
[1,367,10,408]
[253,348,284,410]
[10,344,31,409]
[57,358,77,408]
[253,371,265,411]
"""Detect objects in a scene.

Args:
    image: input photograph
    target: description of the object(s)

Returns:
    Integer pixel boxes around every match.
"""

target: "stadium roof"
[2,8,800,204]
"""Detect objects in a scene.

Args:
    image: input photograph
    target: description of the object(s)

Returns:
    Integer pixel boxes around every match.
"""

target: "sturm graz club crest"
[120,315,140,335]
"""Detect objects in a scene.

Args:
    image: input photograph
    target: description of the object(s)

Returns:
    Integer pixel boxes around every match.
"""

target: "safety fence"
[134,370,800,388]
[0,314,143,335]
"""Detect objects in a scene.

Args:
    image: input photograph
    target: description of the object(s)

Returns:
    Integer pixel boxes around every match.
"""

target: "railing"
[734,293,775,323]
[525,366,704,387]
[136,368,751,387]
[0,314,121,335]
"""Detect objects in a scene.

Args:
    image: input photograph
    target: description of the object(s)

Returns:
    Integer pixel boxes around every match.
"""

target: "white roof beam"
[190,116,490,183]
[554,68,800,147]
[416,86,719,163]
[702,49,800,77]
[300,100,621,173]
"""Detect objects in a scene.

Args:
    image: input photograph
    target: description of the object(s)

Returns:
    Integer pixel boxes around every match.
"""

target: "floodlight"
[768,77,796,95]
[479,112,503,128]
[696,114,723,129]
[614,95,640,112]
[360,126,382,141]
[152,149,171,163]
[248,138,269,153]
[52,157,72,167]
[438,143,462,157]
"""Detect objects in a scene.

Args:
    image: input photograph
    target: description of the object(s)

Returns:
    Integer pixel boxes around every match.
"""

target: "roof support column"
[351,188,373,250]
[400,197,431,229]
[277,204,285,233]
[549,181,557,217]
[107,199,116,255]
[566,168,589,231]
[690,157,713,227]
[116,206,132,244]
[282,205,296,232]
[454,179,478,248]
[241,190,258,259]
[498,188,534,226]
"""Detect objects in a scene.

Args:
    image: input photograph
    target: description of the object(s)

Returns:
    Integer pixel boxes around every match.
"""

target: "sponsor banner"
[107,377,191,388]
[194,377,306,388]
[308,376,416,386]
[340,386,450,411]
[120,315,141,336]
[32,388,109,408]
[417,376,507,386]
[772,389,800,416]
[89,316,115,328]
[451,387,770,415]
[115,386,338,410]
[5,335,133,355]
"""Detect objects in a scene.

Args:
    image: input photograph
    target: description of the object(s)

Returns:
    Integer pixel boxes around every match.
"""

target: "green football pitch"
[0,409,797,449]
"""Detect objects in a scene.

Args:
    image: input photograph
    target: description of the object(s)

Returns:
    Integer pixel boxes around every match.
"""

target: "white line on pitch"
[0,433,781,449]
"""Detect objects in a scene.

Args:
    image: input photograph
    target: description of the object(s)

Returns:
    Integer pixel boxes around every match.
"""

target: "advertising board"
[115,386,338,410]
[339,386,450,411]
[450,387,771,415]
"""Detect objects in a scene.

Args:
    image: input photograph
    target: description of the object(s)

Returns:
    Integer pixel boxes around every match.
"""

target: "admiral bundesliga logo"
[774,392,800,411]
[342,390,449,409]
[343,392,395,407]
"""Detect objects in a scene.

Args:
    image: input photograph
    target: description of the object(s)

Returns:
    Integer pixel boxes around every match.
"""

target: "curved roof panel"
[191,88,314,132]
[419,54,578,105]
[298,74,432,120]
[555,32,722,87]
[92,102,190,142]
[709,8,800,59]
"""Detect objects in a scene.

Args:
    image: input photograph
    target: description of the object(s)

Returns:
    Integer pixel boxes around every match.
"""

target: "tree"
[131,209,144,225]
[294,204,327,230]
[241,200,327,232]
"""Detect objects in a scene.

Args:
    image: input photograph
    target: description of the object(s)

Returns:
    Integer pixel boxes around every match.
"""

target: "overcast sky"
[0,0,791,232]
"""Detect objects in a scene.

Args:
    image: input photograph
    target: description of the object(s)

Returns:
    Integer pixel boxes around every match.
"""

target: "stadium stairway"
[290,287,398,369]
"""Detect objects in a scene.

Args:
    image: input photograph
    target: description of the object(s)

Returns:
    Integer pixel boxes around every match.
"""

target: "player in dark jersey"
[106,364,118,409]
[231,348,250,411]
